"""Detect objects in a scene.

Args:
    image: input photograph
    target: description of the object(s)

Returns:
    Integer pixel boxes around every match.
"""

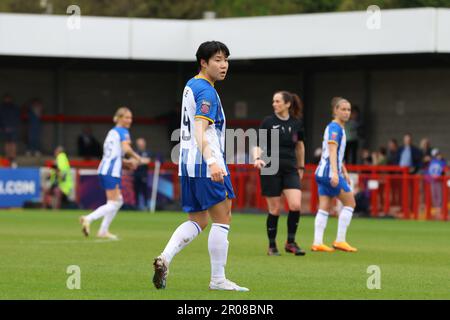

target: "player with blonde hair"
[312,97,358,253]
[79,107,141,240]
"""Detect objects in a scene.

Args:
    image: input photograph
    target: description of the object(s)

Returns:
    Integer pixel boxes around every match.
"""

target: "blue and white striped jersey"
[178,76,228,178]
[315,122,347,178]
[98,127,130,178]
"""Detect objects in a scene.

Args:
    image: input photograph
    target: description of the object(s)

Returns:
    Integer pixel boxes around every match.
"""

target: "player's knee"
[269,207,281,215]
[288,202,301,212]
[107,199,122,211]
[344,198,356,209]
[198,221,208,230]
[195,218,208,230]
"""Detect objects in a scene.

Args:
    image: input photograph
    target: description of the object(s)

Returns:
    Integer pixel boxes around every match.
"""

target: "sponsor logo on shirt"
[200,100,211,114]
[331,132,338,140]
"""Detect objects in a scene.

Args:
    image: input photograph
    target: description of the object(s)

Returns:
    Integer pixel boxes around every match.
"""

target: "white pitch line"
[18,239,121,244]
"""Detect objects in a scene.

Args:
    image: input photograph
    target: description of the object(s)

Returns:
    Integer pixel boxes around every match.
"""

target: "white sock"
[208,223,229,282]
[98,201,121,234]
[161,221,202,264]
[313,210,329,245]
[85,202,116,223]
[336,207,354,243]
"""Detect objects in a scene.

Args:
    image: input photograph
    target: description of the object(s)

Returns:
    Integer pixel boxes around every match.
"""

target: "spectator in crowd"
[344,105,363,165]
[360,148,373,165]
[427,148,446,213]
[77,126,102,159]
[26,98,43,157]
[420,138,432,158]
[372,146,387,166]
[386,139,402,206]
[398,133,423,174]
[0,94,20,167]
[133,138,151,210]
[386,138,399,165]
[43,146,74,209]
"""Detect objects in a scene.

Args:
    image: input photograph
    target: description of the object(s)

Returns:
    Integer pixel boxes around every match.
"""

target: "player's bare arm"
[329,142,339,187]
[122,140,142,165]
[252,146,266,169]
[194,118,226,183]
[296,141,305,180]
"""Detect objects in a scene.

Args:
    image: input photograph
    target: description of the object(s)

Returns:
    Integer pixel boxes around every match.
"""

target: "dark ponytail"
[277,91,304,120]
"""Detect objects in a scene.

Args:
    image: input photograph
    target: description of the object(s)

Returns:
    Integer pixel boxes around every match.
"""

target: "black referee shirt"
[258,114,305,166]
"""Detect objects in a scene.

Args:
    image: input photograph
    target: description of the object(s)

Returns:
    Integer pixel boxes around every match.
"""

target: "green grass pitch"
[0,209,449,300]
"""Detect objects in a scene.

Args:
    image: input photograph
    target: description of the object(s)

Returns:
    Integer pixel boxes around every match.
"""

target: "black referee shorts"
[260,165,301,197]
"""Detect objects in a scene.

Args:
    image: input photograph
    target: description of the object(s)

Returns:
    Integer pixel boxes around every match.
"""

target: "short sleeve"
[115,127,130,142]
[327,123,342,145]
[194,88,218,124]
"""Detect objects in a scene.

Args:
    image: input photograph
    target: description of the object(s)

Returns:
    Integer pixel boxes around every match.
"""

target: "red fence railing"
[46,160,449,221]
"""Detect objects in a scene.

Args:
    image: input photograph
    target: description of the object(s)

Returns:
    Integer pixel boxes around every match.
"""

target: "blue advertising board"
[0,168,41,208]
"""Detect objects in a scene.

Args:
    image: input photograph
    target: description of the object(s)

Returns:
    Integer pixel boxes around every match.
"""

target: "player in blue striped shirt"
[312,97,357,253]
[80,107,142,240]
[153,41,249,292]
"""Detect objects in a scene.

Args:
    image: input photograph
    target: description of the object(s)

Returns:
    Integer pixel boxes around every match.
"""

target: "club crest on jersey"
[200,100,211,114]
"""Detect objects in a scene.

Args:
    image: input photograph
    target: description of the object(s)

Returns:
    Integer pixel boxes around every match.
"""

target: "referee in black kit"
[253,91,306,256]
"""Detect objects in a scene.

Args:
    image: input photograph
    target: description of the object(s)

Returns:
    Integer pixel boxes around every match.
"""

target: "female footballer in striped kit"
[80,107,142,240]
[312,97,357,253]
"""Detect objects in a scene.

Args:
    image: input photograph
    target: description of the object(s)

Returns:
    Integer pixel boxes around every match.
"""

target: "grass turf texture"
[0,210,449,300]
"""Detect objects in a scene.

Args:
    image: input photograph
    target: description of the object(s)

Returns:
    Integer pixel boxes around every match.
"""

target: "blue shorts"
[315,175,352,197]
[181,176,236,213]
[99,175,122,190]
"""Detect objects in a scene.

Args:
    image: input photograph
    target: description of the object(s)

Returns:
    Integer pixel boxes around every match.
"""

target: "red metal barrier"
[0,158,11,167]
[60,160,448,220]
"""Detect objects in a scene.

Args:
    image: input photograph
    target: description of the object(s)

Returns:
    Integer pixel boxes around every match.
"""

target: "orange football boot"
[311,244,335,252]
[332,241,358,252]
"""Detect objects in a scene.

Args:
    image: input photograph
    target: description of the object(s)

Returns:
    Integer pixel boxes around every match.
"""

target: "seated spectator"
[398,133,423,174]
[77,126,102,159]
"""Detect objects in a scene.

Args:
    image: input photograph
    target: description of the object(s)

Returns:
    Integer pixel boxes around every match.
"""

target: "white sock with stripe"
[336,207,354,243]
[313,210,329,246]
[208,223,230,282]
[161,220,202,264]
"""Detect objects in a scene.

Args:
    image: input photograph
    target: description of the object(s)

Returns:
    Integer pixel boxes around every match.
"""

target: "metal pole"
[150,160,161,213]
